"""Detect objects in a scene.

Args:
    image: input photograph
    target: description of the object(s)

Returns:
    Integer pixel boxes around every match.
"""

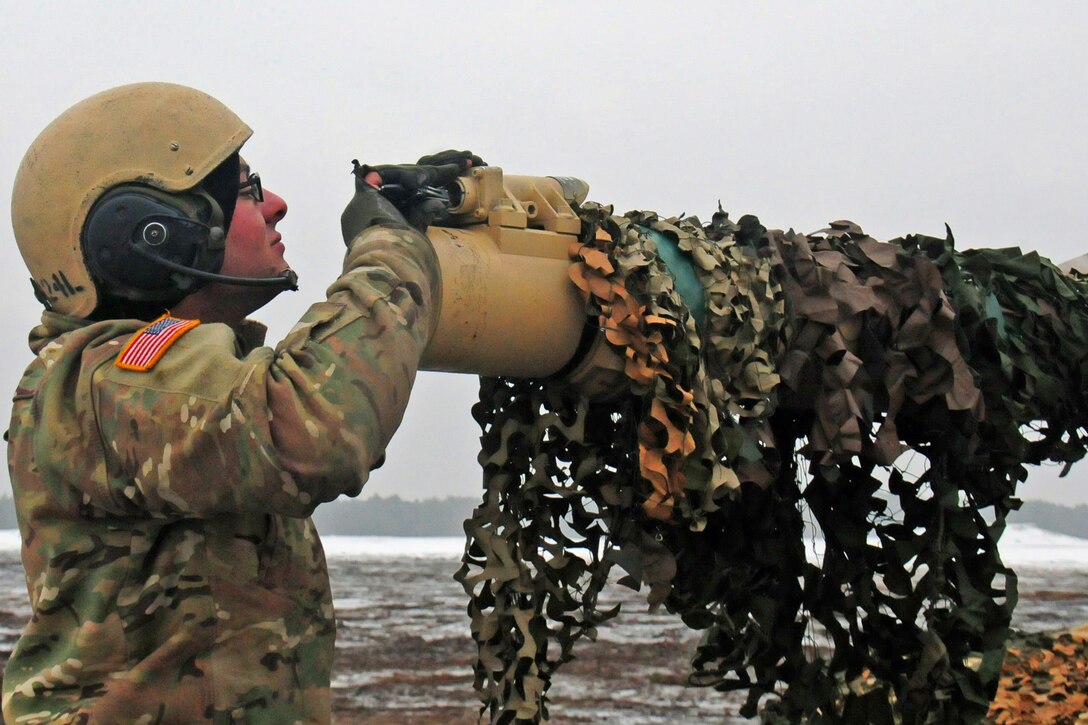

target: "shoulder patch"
[115,314,201,372]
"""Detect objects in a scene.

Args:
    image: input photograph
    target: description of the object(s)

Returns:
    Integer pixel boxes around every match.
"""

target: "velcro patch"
[115,314,200,372]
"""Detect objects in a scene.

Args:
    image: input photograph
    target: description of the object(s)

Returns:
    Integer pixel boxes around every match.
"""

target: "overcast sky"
[1,1,1086,505]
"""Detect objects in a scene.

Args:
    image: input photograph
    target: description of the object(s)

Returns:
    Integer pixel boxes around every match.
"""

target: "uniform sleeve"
[88,224,441,519]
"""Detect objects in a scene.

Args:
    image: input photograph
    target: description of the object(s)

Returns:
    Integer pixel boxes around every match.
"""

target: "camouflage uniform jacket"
[3,224,440,724]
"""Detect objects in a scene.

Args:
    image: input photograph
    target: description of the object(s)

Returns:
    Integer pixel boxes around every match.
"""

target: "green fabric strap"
[639,225,707,327]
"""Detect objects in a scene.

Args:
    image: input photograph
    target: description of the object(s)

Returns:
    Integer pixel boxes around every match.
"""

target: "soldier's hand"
[353,158,475,234]
[341,160,410,245]
[416,149,487,171]
[400,192,452,233]
[400,151,486,231]
[365,162,463,192]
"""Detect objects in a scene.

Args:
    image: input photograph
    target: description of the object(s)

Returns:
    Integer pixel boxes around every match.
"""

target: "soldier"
[4,82,460,722]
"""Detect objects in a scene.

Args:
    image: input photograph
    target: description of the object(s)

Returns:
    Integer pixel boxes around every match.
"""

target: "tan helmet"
[11,82,253,317]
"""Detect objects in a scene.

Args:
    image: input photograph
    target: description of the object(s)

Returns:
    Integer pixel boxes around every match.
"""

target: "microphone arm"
[129,241,299,290]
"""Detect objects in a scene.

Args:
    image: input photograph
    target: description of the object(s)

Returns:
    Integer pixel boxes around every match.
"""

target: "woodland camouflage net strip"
[454,203,1088,723]
[989,627,1088,723]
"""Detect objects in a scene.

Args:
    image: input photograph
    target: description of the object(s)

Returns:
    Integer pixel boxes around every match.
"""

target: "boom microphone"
[130,241,299,290]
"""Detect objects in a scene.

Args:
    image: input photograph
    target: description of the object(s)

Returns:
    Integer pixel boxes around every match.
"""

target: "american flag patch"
[115,314,200,372]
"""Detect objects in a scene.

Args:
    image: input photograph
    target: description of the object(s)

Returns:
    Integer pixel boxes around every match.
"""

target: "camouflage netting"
[453,202,1088,723]
[989,628,1088,723]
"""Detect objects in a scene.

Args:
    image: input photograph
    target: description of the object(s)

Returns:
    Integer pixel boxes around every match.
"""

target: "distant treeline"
[0,496,14,530]
[1010,501,1088,541]
[311,495,479,536]
[0,495,1086,539]
[0,494,480,537]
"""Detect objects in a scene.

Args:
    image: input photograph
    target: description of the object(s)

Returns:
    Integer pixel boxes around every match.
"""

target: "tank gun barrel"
[419,167,625,396]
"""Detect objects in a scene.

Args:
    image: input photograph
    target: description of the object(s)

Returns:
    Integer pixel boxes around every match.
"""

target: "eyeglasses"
[238,172,264,202]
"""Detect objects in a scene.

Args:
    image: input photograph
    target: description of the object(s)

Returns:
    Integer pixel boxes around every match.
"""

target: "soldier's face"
[220,159,290,281]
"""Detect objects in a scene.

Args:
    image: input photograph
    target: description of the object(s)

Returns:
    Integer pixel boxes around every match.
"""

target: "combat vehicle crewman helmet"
[11,82,252,317]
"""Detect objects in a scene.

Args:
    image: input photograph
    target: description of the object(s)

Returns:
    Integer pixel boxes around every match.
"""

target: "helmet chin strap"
[129,229,299,291]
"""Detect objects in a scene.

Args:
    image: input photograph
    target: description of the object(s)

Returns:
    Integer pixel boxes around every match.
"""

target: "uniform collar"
[28,311,267,355]
[28,312,142,355]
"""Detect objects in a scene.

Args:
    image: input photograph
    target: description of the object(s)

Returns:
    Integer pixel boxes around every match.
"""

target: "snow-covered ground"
[1,523,1084,564]
[0,524,1084,724]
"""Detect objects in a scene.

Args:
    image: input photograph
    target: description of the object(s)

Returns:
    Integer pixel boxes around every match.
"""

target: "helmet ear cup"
[83,187,226,303]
